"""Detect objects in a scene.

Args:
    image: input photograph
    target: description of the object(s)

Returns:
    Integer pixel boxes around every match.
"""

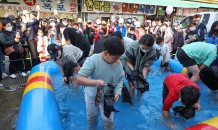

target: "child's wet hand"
[194,104,201,111]
[114,94,119,102]
[167,121,176,129]
[96,80,106,88]
[63,77,67,84]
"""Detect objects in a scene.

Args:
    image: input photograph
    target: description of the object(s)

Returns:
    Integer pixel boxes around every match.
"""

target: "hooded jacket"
[121,40,157,75]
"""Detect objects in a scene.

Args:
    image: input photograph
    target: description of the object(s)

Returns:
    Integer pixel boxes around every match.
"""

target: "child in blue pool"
[76,37,125,130]
[156,36,171,71]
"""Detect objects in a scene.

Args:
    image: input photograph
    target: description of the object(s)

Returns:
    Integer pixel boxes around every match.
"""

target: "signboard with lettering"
[83,1,156,15]
[0,0,78,13]
[158,10,165,16]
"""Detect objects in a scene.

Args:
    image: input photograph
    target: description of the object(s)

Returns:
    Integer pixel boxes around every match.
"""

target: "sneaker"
[4,87,16,91]
[21,72,27,77]
[10,74,16,79]
[2,76,4,79]
[18,85,26,88]
[2,73,8,77]
[0,84,3,87]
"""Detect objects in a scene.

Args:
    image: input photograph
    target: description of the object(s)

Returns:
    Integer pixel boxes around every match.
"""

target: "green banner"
[159,10,165,16]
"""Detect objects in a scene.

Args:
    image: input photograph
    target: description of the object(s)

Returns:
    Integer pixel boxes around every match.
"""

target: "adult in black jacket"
[173,21,184,58]
[63,27,90,58]
[0,20,26,79]
[83,20,95,51]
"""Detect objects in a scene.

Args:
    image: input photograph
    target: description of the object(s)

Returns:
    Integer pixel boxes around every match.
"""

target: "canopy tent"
[106,0,218,8]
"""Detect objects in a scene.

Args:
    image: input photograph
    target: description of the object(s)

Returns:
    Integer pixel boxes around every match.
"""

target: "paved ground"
[0,84,25,130]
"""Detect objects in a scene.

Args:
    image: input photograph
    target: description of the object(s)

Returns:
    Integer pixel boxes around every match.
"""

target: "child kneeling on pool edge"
[156,36,171,71]
[163,74,201,128]
[76,36,125,130]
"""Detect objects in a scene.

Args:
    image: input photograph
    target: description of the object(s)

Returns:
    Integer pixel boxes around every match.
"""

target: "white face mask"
[6,27,12,32]
[145,27,149,30]
[23,19,27,24]
[119,23,123,27]
[140,48,149,53]
[63,23,67,26]
[136,27,139,31]
[96,21,101,24]
[196,22,199,24]
[50,23,56,27]
[164,22,168,24]
[174,27,178,30]
[190,27,196,31]
[130,31,134,34]
[159,44,164,47]
[13,20,16,23]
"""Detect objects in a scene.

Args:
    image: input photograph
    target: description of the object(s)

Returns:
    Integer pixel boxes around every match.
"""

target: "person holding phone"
[0,20,26,82]
[26,5,40,67]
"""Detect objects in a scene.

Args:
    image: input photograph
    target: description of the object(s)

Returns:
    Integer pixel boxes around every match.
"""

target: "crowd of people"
[0,6,218,129]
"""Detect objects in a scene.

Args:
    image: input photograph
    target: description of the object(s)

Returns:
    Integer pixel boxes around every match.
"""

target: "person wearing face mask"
[0,20,26,81]
[95,17,101,25]
[18,14,32,74]
[154,17,162,34]
[185,21,204,44]
[83,20,96,52]
[62,18,68,27]
[160,23,172,52]
[173,21,184,58]
[47,44,83,87]
[112,16,119,27]
[48,17,61,45]
[131,17,137,25]
[26,8,40,68]
[125,19,132,34]
[206,21,218,45]
[6,15,17,31]
[127,27,136,40]
[144,23,151,34]
[156,37,171,71]
[162,74,201,128]
[77,17,84,32]
[193,14,207,36]
[36,28,48,61]
[114,18,127,37]
[134,21,142,40]
[150,21,156,34]
[121,34,157,103]
[101,21,107,35]
[40,19,49,36]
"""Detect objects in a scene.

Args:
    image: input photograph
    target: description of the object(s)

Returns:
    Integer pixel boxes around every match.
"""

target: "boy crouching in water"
[76,37,125,130]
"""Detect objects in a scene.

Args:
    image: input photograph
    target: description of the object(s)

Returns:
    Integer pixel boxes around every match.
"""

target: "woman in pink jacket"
[160,23,172,52]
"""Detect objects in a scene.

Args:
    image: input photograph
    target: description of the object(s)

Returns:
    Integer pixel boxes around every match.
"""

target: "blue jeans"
[0,48,5,73]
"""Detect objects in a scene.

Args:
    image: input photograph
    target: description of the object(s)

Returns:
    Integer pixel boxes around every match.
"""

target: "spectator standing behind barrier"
[48,17,61,45]
[6,15,17,31]
[18,14,32,73]
[159,23,172,52]
[154,17,162,35]
[185,21,204,44]
[127,27,136,40]
[83,20,96,52]
[26,7,40,68]
[114,18,127,37]
[40,19,49,36]
[134,21,142,40]
[0,20,27,91]
[173,21,184,58]
[206,21,218,45]
[193,14,207,36]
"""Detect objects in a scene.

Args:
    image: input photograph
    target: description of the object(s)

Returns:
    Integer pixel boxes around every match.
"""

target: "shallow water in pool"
[52,65,218,130]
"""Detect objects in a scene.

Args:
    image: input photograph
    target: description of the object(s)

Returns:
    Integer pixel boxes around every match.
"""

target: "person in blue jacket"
[185,21,204,44]
[206,21,218,45]
[193,14,207,35]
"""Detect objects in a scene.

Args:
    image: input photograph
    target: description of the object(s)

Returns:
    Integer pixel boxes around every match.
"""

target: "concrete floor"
[0,84,25,130]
